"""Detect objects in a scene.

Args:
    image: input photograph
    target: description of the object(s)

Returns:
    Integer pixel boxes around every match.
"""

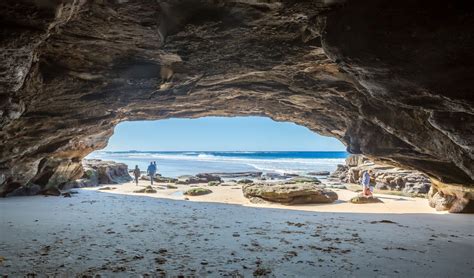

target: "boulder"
[40,187,61,196]
[207,181,221,186]
[350,195,383,204]
[196,173,222,183]
[5,184,42,197]
[375,182,388,190]
[133,186,157,194]
[329,164,349,180]
[242,183,338,205]
[402,183,430,194]
[75,159,132,187]
[428,187,456,211]
[176,175,207,184]
[184,188,212,196]
[237,179,254,184]
[154,176,178,183]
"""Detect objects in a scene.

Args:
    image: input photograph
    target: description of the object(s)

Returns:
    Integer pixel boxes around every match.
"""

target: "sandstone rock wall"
[65,159,132,189]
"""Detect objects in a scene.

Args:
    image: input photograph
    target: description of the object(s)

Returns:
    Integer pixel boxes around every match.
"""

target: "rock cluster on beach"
[67,159,132,189]
[4,159,131,196]
[329,155,474,212]
[330,155,432,196]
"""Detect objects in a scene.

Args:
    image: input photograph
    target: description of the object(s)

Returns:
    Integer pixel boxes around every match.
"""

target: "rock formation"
[66,159,132,189]
[350,195,382,204]
[332,155,432,196]
[242,183,338,205]
[0,1,472,210]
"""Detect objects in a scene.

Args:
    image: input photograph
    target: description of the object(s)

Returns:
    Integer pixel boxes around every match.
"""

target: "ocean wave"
[87,151,346,175]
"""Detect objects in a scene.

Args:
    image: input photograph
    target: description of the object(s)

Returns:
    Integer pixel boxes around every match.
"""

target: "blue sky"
[103,116,346,151]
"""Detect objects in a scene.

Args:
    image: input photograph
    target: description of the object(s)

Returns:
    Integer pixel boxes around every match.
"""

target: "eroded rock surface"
[0,1,473,207]
[330,155,432,195]
[66,159,132,189]
[350,195,383,204]
[242,183,338,205]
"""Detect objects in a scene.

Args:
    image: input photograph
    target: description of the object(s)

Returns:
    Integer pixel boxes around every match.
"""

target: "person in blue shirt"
[147,162,156,185]
[361,170,373,196]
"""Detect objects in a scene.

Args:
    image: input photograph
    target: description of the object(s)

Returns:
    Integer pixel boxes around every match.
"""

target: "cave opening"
[86,116,348,178]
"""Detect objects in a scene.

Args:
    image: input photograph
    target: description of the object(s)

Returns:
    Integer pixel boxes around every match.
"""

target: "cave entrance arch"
[0,0,472,212]
[86,116,348,178]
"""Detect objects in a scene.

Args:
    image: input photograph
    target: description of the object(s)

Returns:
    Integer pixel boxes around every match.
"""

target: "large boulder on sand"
[63,159,132,189]
[82,159,132,184]
[134,185,157,194]
[84,159,132,184]
[242,183,338,205]
[184,188,213,196]
[350,195,383,204]
[428,186,474,213]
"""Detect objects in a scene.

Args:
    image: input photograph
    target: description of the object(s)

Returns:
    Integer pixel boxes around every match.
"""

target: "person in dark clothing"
[133,165,141,186]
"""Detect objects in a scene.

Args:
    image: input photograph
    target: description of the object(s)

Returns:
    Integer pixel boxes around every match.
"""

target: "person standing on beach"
[133,165,141,186]
[368,170,375,196]
[361,170,372,196]
[147,162,156,185]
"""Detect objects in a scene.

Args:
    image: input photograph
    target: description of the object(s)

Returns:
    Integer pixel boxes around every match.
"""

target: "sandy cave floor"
[0,181,473,277]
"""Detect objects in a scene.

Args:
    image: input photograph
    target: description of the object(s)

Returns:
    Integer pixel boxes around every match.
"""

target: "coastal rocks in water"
[196,173,222,183]
[155,176,179,183]
[212,172,262,179]
[263,173,299,180]
[176,174,221,185]
[350,195,383,204]
[288,177,321,184]
[134,186,157,194]
[242,183,338,205]
[237,179,254,184]
[308,171,330,176]
[184,188,212,196]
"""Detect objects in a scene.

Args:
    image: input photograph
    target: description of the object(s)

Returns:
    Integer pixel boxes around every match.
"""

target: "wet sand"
[1,183,473,277]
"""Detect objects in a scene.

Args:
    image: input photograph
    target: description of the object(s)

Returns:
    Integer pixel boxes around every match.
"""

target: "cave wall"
[0,0,473,202]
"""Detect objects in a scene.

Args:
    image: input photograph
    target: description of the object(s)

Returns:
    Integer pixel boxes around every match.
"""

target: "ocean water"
[86,151,348,178]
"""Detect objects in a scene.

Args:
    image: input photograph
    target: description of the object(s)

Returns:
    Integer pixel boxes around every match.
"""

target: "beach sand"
[1,181,473,277]
[96,180,441,214]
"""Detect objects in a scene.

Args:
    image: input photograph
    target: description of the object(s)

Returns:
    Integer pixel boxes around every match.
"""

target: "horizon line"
[99,150,349,152]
